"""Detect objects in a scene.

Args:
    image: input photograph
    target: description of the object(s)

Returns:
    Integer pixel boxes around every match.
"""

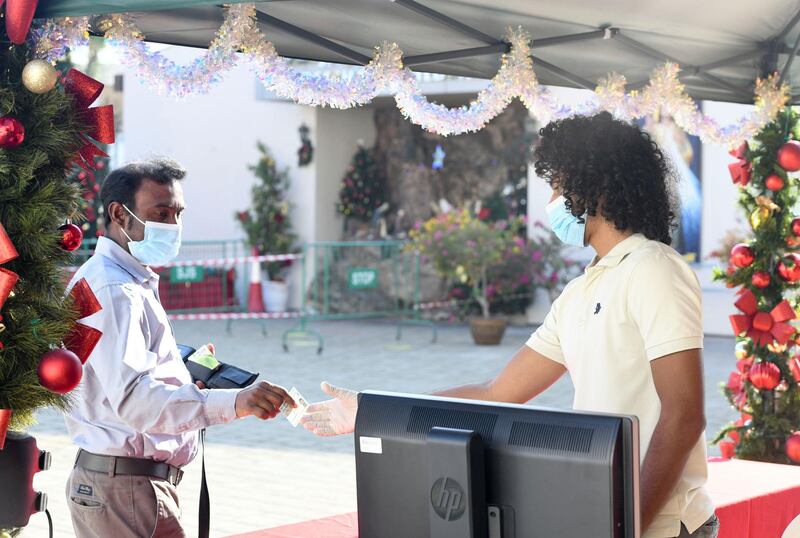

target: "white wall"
[697,101,753,335]
[700,101,752,261]
[122,47,381,309]
[313,108,376,242]
[122,53,316,245]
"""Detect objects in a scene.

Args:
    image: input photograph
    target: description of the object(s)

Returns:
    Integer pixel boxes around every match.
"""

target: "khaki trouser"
[677,515,720,538]
[66,464,187,538]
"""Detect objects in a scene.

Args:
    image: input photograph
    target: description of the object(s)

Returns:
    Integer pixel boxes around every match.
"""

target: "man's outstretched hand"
[300,382,359,436]
[235,380,295,420]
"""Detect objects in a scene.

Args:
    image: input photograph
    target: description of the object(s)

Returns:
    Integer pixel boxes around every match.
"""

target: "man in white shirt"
[65,158,295,537]
[301,112,719,537]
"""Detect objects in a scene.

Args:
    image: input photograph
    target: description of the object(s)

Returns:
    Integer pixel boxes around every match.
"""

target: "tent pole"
[778,34,800,87]
[532,28,618,48]
[530,56,595,90]
[391,0,498,44]
[405,43,509,66]
[404,28,619,67]
[615,32,751,101]
[775,9,800,44]
[253,10,371,65]
[699,50,763,71]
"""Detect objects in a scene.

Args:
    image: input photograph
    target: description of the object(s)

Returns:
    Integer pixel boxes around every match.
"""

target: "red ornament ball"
[37,348,83,394]
[58,222,83,252]
[752,271,771,288]
[0,116,25,149]
[749,361,781,391]
[792,217,800,237]
[766,174,785,191]
[778,140,800,172]
[787,432,800,463]
[730,243,755,268]
[778,253,800,283]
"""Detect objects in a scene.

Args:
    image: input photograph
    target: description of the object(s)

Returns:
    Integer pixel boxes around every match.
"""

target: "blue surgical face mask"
[121,205,182,266]
[546,195,587,247]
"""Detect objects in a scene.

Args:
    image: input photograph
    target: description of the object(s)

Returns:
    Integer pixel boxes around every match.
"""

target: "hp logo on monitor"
[430,477,466,521]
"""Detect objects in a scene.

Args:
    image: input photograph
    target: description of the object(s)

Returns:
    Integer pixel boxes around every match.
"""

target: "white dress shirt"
[64,237,239,467]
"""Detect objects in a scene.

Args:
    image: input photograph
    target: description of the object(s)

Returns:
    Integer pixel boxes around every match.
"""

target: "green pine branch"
[0,39,87,429]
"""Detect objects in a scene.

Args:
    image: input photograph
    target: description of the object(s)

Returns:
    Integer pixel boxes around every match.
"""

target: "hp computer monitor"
[355,391,640,538]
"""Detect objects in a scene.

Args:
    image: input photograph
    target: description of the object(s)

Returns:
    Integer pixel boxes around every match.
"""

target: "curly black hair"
[533,112,676,245]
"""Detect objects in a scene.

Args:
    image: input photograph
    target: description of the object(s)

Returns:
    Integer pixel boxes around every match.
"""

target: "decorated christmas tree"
[337,143,386,222]
[715,108,800,463]
[236,142,297,280]
[0,13,113,461]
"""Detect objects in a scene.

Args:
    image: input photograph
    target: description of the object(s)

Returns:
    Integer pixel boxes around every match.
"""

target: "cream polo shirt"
[526,233,714,538]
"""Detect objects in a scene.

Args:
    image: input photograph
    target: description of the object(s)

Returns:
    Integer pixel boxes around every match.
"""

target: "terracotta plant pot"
[469,318,508,345]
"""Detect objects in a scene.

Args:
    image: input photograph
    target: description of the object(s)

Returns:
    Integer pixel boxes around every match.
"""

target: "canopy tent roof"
[37,0,800,105]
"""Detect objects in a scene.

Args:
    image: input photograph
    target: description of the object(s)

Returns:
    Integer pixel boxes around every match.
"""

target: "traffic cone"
[247,246,266,313]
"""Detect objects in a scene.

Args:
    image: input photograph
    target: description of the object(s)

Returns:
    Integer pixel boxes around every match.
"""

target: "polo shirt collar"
[587,233,649,271]
[94,236,157,284]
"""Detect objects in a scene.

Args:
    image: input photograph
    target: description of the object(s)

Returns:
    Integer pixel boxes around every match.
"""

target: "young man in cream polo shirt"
[301,112,718,537]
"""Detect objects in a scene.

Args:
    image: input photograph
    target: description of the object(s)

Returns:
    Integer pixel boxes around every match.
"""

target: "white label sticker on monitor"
[360,436,383,454]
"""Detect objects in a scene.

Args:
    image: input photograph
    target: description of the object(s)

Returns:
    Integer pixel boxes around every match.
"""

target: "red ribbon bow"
[1,0,38,45]
[0,222,19,313]
[730,289,796,347]
[1,223,20,450]
[63,278,103,364]
[63,69,115,172]
[727,371,748,410]
[728,142,751,187]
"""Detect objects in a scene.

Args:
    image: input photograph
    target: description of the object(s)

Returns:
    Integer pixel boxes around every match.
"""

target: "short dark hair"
[533,112,676,245]
[100,158,186,227]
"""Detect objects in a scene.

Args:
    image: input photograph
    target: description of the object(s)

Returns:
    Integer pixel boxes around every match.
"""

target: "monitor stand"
[426,427,488,538]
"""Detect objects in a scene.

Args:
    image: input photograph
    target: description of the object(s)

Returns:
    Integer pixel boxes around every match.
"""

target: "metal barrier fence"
[72,238,249,319]
[281,241,437,353]
[70,239,438,354]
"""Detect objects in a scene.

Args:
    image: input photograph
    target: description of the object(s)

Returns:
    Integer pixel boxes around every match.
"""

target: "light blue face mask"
[546,195,587,247]
[121,205,182,266]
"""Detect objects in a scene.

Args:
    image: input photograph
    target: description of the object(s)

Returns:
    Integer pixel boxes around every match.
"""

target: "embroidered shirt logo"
[594,303,602,315]
[77,484,93,496]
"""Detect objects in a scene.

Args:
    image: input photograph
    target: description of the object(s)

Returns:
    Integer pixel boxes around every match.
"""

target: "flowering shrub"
[408,210,512,319]
[409,211,580,319]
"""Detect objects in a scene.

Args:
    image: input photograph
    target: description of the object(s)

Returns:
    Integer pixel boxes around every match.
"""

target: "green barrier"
[73,238,437,353]
[281,240,437,354]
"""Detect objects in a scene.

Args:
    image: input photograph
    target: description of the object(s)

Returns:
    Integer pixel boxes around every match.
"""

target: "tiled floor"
[21,319,738,537]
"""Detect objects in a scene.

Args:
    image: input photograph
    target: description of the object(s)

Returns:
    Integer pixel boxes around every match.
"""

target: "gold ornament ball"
[750,207,771,229]
[22,60,58,94]
[735,341,749,360]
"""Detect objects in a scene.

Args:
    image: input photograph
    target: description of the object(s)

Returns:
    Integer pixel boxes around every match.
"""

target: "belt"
[75,449,184,486]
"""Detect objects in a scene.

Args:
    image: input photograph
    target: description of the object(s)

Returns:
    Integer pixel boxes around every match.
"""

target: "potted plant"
[408,209,513,345]
[236,142,298,312]
[447,216,539,324]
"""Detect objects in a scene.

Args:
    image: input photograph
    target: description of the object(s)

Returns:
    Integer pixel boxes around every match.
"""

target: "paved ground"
[21,319,738,537]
